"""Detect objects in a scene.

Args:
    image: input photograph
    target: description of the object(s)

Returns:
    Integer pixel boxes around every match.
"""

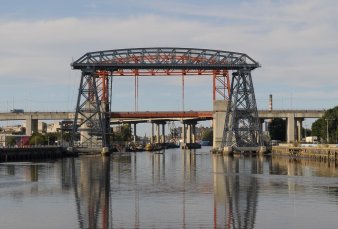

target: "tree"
[268,118,286,141]
[111,124,132,142]
[45,133,59,145]
[29,133,46,145]
[311,118,324,138]
[201,129,213,143]
[311,106,338,143]
[5,136,16,147]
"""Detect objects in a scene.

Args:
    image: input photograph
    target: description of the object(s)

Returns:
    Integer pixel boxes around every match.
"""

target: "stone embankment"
[272,144,338,161]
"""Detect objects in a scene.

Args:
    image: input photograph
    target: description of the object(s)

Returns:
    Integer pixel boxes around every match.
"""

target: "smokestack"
[267,94,273,127]
[269,94,273,111]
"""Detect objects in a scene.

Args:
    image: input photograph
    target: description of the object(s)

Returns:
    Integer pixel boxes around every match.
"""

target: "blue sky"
[1,0,338,114]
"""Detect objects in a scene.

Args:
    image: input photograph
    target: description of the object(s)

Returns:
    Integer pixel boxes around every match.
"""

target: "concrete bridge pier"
[162,123,166,144]
[259,118,266,131]
[181,122,187,146]
[287,115,305,143]
[287,114,296,143]
[152,121,166,144]
[156,123,160,143]
[25,117,38,136]
[212,100,228,149]
[186,121,197,144]
[133,123,137,143]
[151,122,154,143]
[181,120,198,149]
[296,118,304,142]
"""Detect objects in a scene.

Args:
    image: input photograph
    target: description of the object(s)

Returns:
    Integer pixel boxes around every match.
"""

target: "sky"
[0,0,338,116]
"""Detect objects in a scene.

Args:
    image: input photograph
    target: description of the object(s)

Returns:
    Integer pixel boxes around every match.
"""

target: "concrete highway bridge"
[0,109,324,144]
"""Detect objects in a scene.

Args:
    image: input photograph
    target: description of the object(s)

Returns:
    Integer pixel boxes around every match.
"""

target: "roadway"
[0,110,324,122]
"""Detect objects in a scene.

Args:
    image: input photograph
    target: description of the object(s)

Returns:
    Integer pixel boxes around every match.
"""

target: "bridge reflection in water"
[212,155,263,229]
[1,150,337,228]
[69,157,111,229]
[61,152,265,229]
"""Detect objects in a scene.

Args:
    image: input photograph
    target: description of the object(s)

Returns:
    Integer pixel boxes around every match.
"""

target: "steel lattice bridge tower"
[70,47,263,153]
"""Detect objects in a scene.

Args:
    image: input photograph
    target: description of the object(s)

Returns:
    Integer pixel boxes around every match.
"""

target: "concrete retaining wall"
[272,146,338,161]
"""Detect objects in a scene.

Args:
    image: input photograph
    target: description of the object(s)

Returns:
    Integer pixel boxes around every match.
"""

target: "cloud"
[0,0,337,111]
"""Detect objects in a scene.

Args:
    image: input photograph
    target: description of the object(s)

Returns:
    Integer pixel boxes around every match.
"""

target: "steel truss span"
[71,47,260,73]
[71,47,262,151]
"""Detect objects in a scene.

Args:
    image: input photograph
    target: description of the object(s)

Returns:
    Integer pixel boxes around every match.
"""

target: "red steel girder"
[110,111,213,119]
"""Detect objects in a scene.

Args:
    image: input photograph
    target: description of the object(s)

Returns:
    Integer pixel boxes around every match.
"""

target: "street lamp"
[325,118,334,143]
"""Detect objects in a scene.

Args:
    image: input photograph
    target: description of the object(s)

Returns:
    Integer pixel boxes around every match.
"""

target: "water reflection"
[182,149,197,182]
[69,152,264,229]
[271,156,337,177]
[72,156,111,229]
[212,155,261,229]
[152,152,165,183]
[1,150,337,229]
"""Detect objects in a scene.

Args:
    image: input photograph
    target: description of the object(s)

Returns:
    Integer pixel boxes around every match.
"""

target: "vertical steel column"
[71,71,107,147]
[213,69,230,101]
[182,74,185,111]
[221,70,263,150]
[99,71,111,147]
[134,74,139,111]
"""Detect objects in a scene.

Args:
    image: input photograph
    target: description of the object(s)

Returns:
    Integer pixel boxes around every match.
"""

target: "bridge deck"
[0,110,324,121]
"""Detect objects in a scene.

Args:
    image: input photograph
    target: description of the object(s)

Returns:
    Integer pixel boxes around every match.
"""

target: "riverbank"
[272,145,338,161]
[0,146,76,162]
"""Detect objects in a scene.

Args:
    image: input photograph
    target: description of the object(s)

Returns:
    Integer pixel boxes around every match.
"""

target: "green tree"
[45,133,59,145]
[5,136,17,147]
[268,118,286,141]
[311,118,324,138]
[311,106,338,143]
[29,133,46,145]
[111,124,132,142]
[201,129,213,143]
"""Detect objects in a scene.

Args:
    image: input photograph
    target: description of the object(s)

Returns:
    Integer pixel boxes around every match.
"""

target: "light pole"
[325,118,334,143]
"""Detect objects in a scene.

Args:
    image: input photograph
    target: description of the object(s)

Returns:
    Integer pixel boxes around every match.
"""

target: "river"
[0,147,337,229]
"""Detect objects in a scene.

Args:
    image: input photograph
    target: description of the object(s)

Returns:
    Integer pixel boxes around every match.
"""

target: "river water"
[0,147,337,229]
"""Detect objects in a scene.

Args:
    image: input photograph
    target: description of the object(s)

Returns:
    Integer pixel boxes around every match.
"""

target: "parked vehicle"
[305,136,318,143]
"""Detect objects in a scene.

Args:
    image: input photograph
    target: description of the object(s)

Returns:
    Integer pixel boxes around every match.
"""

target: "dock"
[0,146,75,162]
